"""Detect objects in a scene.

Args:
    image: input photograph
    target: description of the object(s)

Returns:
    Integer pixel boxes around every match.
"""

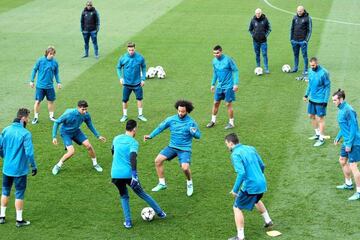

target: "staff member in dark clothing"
[290,5,312,75]
[249,8,271,74]
[80,1,100,59]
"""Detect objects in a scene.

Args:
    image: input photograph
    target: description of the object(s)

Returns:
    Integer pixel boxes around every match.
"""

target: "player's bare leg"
[152,154,168,192]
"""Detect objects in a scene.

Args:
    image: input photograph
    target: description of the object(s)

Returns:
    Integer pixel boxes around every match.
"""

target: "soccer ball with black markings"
[254,67,263,76]
[141,207,155,221]
[282,64,291,73]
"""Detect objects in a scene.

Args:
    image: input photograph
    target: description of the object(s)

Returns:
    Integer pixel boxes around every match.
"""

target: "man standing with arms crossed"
[303,57,330,147]
[225,133,273,240]
[0,108,37,227]
[30,46,62,124]
[116,42,147,123]
[333,89,360,201]
[80,1,100,58]
[206,45,239,130]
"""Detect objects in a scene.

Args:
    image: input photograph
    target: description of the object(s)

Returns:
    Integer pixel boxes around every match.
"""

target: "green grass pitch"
[1,0,360,239]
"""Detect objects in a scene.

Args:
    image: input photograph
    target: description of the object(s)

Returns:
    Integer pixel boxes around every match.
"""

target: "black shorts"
[112,178,131,196]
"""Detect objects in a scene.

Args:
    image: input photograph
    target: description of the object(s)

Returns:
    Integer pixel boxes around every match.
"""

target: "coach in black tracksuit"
[80,1,100,58]
[249,8,271,73]
[290,6,312,75]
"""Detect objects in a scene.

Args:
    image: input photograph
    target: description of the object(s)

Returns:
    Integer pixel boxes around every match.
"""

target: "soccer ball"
[141,207,155,221]
[155,66,166,79]
[254,67,263,76]
[146,67,157,79]
[282,64,291,73]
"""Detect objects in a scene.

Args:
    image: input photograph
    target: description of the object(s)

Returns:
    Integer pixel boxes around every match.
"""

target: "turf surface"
[1,0,360,239]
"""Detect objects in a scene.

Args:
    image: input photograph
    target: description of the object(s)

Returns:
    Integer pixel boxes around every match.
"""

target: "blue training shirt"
[149,114,201,152]
[0,122,37,177]
[116,52,146,86]
[211,54,239,89]
[111,134,139,179]
[231,144,267,194]
[30,56,61,89]
[335,101,360,148]
[305,65,330,104]
[52,108,100,138]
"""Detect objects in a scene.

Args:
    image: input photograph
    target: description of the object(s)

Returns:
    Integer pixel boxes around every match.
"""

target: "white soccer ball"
[282,64,291,73]
[146,67,157,79]
[254,67,263,76]
[157,70,166,79]
[141,207,155,221]
[155,66,164,72]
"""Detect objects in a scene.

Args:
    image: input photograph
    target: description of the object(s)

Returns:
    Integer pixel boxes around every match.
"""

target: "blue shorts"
[35,87,56,101]
[2,174,27,200]
[307,101,326,117]
[340,145,360,163]
[233,190,263,211]
[61,129,87,147]
[122,85,143,102]
[214,87,235,103]
[160,146,191,165]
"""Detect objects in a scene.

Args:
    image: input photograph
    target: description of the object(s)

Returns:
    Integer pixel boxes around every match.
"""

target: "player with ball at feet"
[111,120,166,229]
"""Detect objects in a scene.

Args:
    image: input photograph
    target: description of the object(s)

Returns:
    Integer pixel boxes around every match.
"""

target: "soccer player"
[206,45,239,130]
[144,100,201,197]
[0,108,37,227]
[290,6,312,75]
[30,46,62,124]
[116,42,147,123]
[80,1,100,58]
[51,100,106,175]
[248,8,271,73]
[111,120,166,229]
[225,133,272,240]
[303,57,330,147]
[332,89,360,201]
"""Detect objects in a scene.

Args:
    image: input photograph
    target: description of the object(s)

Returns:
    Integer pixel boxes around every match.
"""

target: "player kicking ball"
[225,133,273,240]
[144,100,201,197]
[111,120,166,229]
[51,100,106,175]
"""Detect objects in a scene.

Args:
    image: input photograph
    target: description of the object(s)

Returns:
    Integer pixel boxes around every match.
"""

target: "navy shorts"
[2,174,27,200]
[233,190,263,211]
[307,101,326,117]
[160,146,191,164]
[61,129,87,147]
[35,87,56,101]
[340,145,360,163]
[122,85,143,102]
[214,87,235,103]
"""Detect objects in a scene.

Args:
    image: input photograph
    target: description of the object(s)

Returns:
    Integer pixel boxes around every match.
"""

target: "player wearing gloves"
[225,133,273,240]
[111,120,166,229]
[333,89,360,201]
[303,57,330,147]
[0,108,37,227]
[144,100,201,197]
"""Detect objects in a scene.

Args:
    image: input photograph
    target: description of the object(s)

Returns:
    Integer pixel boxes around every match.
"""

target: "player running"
[144,100,201,197]
[333,89,360,201]
[30,46,62,124]
[51,100,106,175]
[111,120,166,229]
[225,133,273,240]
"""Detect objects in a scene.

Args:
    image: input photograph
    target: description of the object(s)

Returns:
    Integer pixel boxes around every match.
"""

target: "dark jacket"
[249,14,271,43]
[290,10,312,42]
[81,7,100,32]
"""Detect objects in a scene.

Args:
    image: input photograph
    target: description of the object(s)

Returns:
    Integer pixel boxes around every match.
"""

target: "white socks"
[357,187,360,193]
[237,228,244,239]
[123,109,128,116]
[34,113,39,118]
[92,158,98,166]
[262,211,272,224]
[315,128,320,136]
[159,178,166,185]
[16,209,23,221]
[138,108,143,116]
[0,206,6,217]
[211,115,216,123]
[187,179,193,186]
[57,161,63,168]
[49,112,54,118]
[229,118,234,126]
[345,178,353,186]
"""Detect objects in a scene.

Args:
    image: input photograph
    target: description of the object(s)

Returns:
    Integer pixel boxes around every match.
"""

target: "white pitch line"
[263,0,360,26]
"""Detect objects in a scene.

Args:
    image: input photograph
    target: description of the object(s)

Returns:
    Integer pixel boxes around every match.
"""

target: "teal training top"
[30,56,61,89]
[211,54,239,89]
[116,52,146,86]
[335,101,360,148]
